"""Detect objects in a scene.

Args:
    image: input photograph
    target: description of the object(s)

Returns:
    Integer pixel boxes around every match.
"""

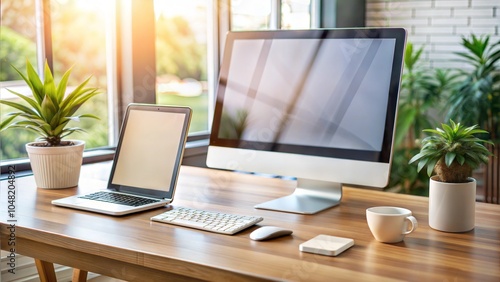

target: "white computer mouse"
[249,226,293,241]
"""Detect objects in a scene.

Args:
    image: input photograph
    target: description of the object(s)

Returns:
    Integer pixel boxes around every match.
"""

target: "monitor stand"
[254,178,342,214]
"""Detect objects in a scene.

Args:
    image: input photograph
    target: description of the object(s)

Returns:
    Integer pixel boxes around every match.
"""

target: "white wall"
[366,0,500,69]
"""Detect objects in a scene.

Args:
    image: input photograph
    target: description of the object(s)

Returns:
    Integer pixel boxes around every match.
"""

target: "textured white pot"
[26,140,85,189]
[428,175,476,232]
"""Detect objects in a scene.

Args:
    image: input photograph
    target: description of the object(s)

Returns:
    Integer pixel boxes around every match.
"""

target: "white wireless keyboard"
[151,207,263,235]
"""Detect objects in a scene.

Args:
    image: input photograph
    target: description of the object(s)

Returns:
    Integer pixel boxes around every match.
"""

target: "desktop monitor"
[207,28,407,214]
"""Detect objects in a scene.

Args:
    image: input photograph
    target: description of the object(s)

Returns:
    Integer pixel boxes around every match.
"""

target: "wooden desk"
[1,163,500,281]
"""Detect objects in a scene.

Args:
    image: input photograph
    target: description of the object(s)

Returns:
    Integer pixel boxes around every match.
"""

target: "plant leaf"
[64,89,100,117]
[60,127,87,139]
[456,154,465,165]
[0,99,39,117]
[0,114,19,131]
[426,158,438,177]
[25,59,45,104]
[6,88,42,114]
[43,61,58,112]
[445,152,456,167]
[40,94,58,123]
[56,65,73,104]
[416,158,428,172]
[59,76,93,112]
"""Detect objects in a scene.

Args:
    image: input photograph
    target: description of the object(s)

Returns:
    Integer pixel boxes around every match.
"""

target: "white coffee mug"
[366,206,418,243]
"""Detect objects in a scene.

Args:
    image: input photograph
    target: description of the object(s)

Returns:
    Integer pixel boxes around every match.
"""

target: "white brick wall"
[366,0,500,69]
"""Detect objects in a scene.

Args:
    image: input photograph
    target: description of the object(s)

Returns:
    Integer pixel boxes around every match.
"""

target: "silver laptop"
[52,103,192,216]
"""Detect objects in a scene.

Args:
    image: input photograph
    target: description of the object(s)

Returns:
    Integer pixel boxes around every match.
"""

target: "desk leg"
[72,268,88,282]
[35,259,57,282]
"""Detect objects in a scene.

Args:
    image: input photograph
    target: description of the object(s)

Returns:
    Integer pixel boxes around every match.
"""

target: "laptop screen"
[108,104,192,199]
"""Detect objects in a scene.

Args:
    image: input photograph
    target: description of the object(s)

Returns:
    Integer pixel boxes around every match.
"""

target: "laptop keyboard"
[79,191,161,207]
[151,206,263,235]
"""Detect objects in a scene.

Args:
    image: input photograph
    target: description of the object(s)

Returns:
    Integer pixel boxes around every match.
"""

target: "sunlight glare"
[154,0,206,19]
[52,0,111,15]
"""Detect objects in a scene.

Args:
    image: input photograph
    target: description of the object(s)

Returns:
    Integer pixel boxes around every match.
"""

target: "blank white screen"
[111,110,186,191]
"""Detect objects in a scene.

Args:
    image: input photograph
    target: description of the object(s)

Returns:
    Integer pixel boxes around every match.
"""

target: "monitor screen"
[207,28,406,214]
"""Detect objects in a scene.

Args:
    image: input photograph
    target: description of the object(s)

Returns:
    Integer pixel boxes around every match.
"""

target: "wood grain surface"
[1,162,500,281]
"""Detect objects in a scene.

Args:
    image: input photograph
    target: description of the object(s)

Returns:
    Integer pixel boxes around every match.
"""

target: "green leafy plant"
[0,60,100,146]
[409,120,493,183]
[446,34,500,142]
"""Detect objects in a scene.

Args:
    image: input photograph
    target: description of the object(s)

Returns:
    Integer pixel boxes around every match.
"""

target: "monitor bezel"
[209,28,406,165]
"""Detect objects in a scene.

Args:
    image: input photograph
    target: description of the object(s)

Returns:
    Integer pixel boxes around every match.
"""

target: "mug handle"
[402,215,418,235]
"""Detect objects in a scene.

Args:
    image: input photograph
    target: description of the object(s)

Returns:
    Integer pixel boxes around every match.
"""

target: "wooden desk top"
[1,163,500,281]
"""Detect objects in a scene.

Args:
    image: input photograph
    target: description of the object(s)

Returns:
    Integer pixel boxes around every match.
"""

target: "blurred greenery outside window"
[1,0,314,163]
[154,0,209,133]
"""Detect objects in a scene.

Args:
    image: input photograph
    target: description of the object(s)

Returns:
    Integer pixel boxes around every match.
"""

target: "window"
[0,0,111,161]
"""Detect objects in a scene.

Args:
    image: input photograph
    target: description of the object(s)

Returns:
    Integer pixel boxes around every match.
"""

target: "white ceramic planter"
[428,176,476,232]
[26,140,85,189]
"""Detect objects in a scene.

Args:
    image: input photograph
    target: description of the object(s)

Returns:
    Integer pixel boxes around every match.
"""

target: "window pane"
[50,0,110,149]
[154,0,209,133]
[231,0,272,31]
[0,0,39,160]
[282,0,311,29]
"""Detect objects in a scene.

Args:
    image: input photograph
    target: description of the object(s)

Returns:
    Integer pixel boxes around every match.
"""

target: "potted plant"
[409,120,493,232]
[0,60,100,189]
